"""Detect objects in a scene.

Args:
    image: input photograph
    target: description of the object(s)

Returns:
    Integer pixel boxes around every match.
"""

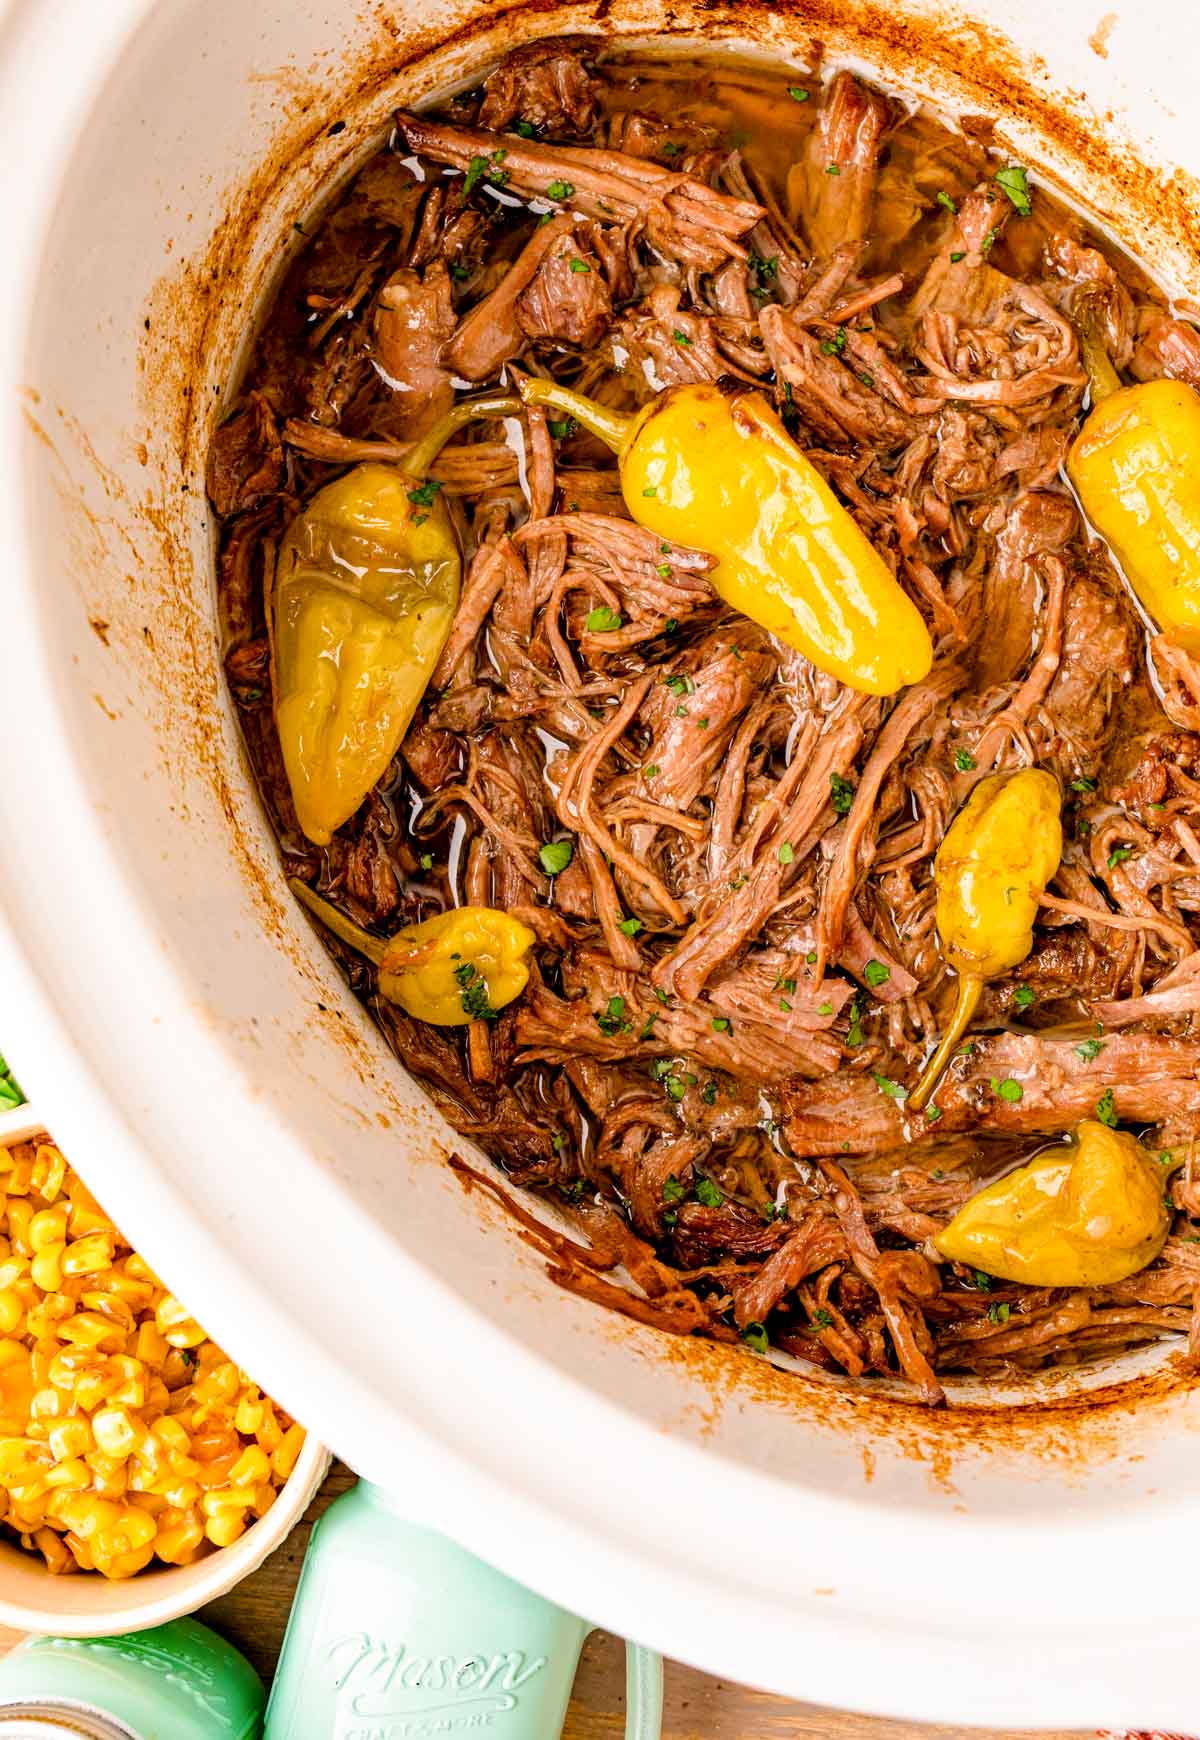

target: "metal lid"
[0,1703,138,1739]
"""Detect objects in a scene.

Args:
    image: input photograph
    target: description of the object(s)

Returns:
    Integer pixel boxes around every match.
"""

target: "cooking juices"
[209,40,1200,1402]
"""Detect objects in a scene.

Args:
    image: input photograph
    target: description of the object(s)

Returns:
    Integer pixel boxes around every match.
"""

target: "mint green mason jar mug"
[265,1482,664,1740]
[0,1617,265,1737]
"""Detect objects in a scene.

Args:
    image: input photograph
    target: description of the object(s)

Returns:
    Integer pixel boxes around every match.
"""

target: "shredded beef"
[214,44,1200,1404]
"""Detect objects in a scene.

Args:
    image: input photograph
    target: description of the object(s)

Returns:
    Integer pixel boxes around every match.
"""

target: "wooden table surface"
[181,1462,1089,1739]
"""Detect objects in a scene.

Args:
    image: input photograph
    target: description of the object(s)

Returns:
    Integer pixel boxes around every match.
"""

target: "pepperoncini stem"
[1076,296,1123,405]
[401,392,524,479]
[289,880,387,967]
[907,974,983,1113]
[518,378,634,454]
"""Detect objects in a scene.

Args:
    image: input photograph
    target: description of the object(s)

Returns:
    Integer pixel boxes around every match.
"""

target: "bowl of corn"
[0,1109,328,1633]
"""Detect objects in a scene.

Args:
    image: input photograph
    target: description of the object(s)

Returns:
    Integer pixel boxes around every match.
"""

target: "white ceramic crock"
[1,0,1198,1727]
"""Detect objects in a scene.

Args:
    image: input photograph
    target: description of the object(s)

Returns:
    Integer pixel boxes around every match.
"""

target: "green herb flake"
[973,1270,994,1292]
[991,1076,1023,1103]
[954,748,977,772]
[788,86,810,102]
[711,1016,732,1033]
[741,1321,769,1354]
[1075,1038,1105,1062]
[820,327,848,357]
[995,164,1032,216]
[585,604,623,633]
[539,838,574,876]
[863,959,890,989]
[779,998,793,1011]
[454,961,498,1022]
[812,1308,834,1331]
[1071,775,1098,793]
[664,673,696,697]
[949,250,966,263]
[569,257,591,274]
[871,1072,907,1102]
[1095,1088,1118,1128]
[638,1015,659,1041]
[643,764,660,780]
[778,841,796,865]
[830,772,856,815]
[980,228,997,254]
[657,561,672,578]
[925,1105,943,1123]
[406,478,442,508]
[1013,985,1036,1011]
[463,154,489,196]
[618,916,643,936]
[672,329,693,346]
[1107,845,1133,870]
[662,1175,685,1203]
[701,1080,718,1105]
[546,178,575,200]
[513,119,536,138]
[548,417,577,439]
[664,618,678,635]
[825,163,841,176]
[936,190,959,213]
[817,1000,834,1017]
[695,1178,723,1208]
[642,485,658,498]
[988,1301,1011,1325]
[419,853,433,871]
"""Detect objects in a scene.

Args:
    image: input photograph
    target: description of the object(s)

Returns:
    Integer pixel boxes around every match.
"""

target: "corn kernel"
[0,1291,24,1336]
[44,1457,90,1493]
[154,1296,205,1350]
[61,1233,115,1278]
[29,1207,69,1253]
[30,1246,65,1293]
[273,1424,305,1482]
[228,1444,270,1487]
[33,1525,74,1574]
[155,1505,204,1565]
[204,1511,246,1549]
[134,1322,168,1367]
[31,1146,66,1203]
[57,1313,124,1354]
[91,1407,142,1460]
[200,1485,257,1517]
[252,1482,277,1520]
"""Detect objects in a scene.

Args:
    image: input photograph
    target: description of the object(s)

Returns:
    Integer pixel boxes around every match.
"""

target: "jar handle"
[625,1640,665,1740]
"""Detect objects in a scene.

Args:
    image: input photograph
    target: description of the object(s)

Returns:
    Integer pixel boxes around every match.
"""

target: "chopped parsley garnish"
[513,119,536,138]
[992,1076,1023,1103]
[980,228,997,254]
[663,1210,679,1229]
[1013,985,1036,1011]
[972,1270,994,1292]
[988,1301,1011,1325]
[742,1321,769,1354]
[643,764,660,779]
[817,1000,834,1016]
[1107,845,1132,870]
[954,748,977,772]
[778,841,795,865]
[662,1175,685,1203]
[657,561,672,578]
[871,1072,907,1101]
[664,673,696,697]
[830,773,856,815]
[845,995,865,1048]
[936,190,958,213]
[546,179,575,200]
[618,916,643,936]
[672,329,693,346]
[1071,776,1098,793]
[595,995,631,1037]
[586,604,623,632]
[787,86,810,102]
[450,263,471,281]
[695,1178,723,1208]
[711,1016,732,1033]
[1095,1088,1118,1128]
[463,154,489,196]
[811,1308,834,1331]
[779,999,793,1011]
[454,962,497,1022]
[643,486,658,497]
[1075,1038,1105,1062]
[539,839,573,876]
[924,1105,943,1123]
[701,1080,718,1105]
[863,959,890,989]
[406,478,442,508]
[949,250,966,263]
[639,1014,659,1040]
[820,327,848,357]
[825,163,841,176]
[569,257,591,274]
[995,164,1032,216]
[419,853,433,871]
[548,418,577,439]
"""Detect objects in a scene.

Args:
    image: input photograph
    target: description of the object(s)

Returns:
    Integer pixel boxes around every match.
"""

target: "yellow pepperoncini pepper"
[1067,309,1200,654]
[290,882,535,1026]
[909,768,1063,1111]
[271,393,520,846]
[936,1121,1170,1287]
[518,377,932,696]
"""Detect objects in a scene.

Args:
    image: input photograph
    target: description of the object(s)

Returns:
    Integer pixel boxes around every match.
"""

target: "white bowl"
[0,0,1198,1726]
[0,1110,330,1633]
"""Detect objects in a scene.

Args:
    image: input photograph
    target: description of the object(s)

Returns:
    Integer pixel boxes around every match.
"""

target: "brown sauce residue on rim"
[123,0,1200,1465]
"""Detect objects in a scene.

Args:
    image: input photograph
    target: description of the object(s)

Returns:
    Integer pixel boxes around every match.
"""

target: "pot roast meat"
[215,42,1200,1402]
